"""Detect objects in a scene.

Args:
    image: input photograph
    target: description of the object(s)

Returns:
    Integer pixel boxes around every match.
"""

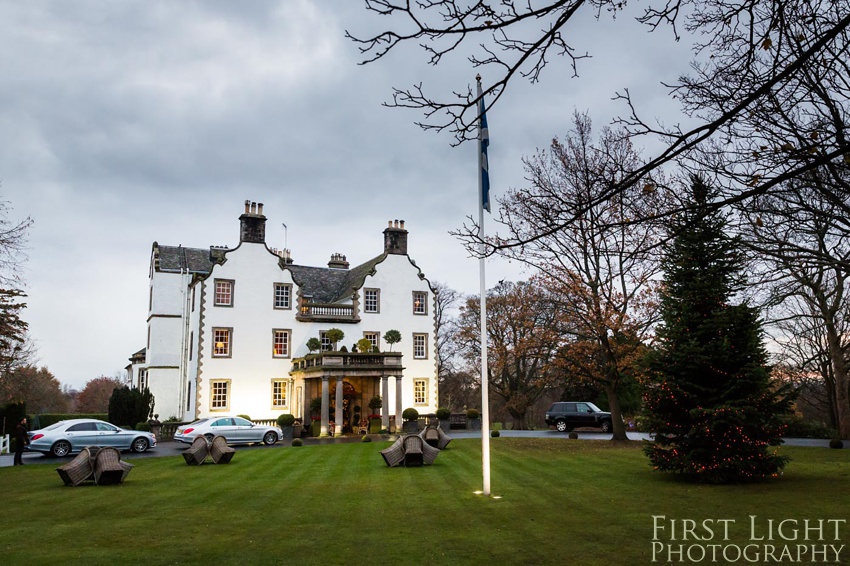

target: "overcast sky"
[1,1,693,390]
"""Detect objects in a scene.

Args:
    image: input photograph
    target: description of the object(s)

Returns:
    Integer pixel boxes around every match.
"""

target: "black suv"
[545,402,613,433]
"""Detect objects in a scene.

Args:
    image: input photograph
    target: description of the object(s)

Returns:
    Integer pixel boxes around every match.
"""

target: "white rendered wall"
[190,244,438,420]
[359,254,437,414]
[183,280,202,421]
[147,269,188,420]
[197,243,299,420]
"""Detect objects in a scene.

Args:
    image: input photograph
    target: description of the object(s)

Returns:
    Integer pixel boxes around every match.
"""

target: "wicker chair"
[183,436,209,465]
[420,437,440,465]
[56,448,95,486]
[420,424,452,450]
[209,435,235,464]
[380,437,405,468]
[402,435,425,467]
[119,460,135,482]
[93,447,125,485]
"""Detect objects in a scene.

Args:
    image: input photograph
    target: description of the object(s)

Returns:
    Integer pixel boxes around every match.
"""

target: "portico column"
[381,376,389,431]
[334,378,343,437]
[321,376,330,437]
[395,375,403,434]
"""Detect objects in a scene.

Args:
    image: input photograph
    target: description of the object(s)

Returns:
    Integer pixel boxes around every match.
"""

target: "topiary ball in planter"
[402,407,420,421]
[277,414,296,427]
[829,438,844,449]
[402,408,420,433]
[361,435,372,443]
[292,438,303,447]
[568,432,579,439]
[436,407,451,421]
[491,430,500,438]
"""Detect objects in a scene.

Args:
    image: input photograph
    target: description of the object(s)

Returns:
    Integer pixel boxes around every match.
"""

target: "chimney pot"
[258,203,264,215]
[388,220,393,228]
[383,217,409,255]
[239,200,267,244]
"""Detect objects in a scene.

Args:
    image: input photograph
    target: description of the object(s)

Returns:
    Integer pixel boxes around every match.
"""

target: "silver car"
[27,419,157,457]
[174,417,282,446]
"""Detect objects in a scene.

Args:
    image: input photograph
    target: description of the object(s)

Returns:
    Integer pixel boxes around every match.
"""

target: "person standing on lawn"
[14,416,29,465]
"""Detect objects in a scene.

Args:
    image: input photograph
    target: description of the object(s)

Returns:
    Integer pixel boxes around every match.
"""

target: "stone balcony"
[295,302,360,324]
[291,351,403,375]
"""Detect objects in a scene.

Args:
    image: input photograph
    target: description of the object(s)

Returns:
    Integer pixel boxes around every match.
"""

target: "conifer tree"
[643,177,793,483]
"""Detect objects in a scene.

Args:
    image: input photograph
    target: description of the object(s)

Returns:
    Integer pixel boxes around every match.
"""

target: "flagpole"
[476,74,491,497]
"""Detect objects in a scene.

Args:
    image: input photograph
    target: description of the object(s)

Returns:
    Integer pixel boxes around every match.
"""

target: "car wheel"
[601,420,612,433]
[555,420,568,433]
[263,431,277,446]
[131,437,149,453]
[51,440,72,457]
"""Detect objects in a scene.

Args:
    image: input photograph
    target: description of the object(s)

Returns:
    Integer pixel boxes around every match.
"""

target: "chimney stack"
[383,219,409,255]
[328,253,350,270]
[239,200,267,244]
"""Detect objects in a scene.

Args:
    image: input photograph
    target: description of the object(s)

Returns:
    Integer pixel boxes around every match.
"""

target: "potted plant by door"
[402,408,420,433]
[467,408,482,430]
[277,414,296,440]
[368,396,383,433]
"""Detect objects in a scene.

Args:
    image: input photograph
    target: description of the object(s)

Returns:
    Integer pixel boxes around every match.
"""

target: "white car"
[27,419,157,457]
[174,417,282,446]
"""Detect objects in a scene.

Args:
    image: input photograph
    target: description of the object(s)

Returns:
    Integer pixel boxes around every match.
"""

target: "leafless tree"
[0,198,32,286]
[431,281,470,410]
[476,112,663,439]
[350,0,850,257]
[0,198,33,389]
[739,176,850,438]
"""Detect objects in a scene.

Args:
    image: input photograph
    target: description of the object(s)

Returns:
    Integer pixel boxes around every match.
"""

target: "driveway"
[1,430,844,468]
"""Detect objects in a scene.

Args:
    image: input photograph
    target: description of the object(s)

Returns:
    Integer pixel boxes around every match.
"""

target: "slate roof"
[154,244,215,274]
[288,254,387,303]
[154,242,389,303]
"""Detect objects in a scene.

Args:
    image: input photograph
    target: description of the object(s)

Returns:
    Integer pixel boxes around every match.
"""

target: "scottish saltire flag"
[478,82,491,213]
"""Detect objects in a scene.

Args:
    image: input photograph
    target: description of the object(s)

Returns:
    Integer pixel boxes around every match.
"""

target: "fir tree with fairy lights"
[642,176,793,483]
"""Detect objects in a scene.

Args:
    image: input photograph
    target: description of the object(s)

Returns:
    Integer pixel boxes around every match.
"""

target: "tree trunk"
[825,323,850,439]
[509,408,526,430]
[603,381,628,441]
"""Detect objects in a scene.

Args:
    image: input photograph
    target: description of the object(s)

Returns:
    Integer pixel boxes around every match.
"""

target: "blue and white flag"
[478,82,490,213]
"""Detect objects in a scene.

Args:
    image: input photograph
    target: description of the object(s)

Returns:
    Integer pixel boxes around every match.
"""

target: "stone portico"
[291,351,405,436]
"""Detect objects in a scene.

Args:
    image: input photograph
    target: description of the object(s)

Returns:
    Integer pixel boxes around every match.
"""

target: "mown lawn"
[1,439,848,565]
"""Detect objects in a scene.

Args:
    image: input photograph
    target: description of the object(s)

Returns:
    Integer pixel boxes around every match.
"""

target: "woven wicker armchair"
[119,460,135,482]
[402,435,425,467]
[56,448,95,486]
[420,437,440,465]
[420,424,452,450]
[93,447,125,485]
[380,437,405,467]
[183,436,209,465]
[209,435,235,464]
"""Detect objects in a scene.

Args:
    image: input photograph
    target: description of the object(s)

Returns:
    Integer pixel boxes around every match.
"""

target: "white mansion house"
[128,201,438,435]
